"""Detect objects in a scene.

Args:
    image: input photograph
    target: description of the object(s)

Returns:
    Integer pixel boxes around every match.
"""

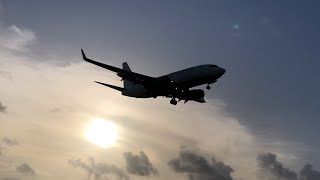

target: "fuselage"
[122,64,225,98]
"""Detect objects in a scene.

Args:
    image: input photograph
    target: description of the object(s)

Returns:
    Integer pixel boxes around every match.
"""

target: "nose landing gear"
[206,80,216,90]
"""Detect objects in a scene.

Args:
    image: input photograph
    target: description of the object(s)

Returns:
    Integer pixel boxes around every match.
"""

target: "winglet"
[81,49,89,61]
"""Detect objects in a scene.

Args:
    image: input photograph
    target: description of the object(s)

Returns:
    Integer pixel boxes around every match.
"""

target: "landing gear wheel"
[170,98,177,105]
[206,85,211,90]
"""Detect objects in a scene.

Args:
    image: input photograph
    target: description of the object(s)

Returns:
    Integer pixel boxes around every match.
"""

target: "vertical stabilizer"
[122,62,134,89]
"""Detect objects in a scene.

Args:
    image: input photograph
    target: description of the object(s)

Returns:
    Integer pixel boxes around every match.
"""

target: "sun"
[84,118,118,147]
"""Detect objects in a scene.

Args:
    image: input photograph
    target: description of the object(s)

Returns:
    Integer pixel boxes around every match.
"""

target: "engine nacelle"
[185,89,205,100]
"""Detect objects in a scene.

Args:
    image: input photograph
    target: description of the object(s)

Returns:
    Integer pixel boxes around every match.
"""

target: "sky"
[0,0,319,180]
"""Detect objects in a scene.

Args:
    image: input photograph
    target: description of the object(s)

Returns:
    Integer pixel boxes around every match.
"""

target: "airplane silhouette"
[81,49,225,105]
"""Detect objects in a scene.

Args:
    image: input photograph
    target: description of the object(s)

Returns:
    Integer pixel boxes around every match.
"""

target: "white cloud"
[0,24,36,52]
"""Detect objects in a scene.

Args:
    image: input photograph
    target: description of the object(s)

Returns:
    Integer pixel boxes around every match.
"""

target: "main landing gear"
[170,98,177,105]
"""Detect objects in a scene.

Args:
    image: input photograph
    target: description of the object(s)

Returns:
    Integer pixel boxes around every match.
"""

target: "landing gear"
[170,98,177,105]
[206,80,217,90]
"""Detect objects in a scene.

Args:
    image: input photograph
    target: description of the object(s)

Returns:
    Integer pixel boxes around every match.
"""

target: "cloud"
[0,71,12,80]
[168,147,234,180]
[256,152,320,180]
[0,24,36,52]
[0,101,6,113]
[1,178,20,180]
[69,158,129,180]
[0,38,315,180]
[0,137,18,156]
[300,164,320,180]
[123,151,158,176]
[257,153,298,180]
[16,163,36,176]
[1,137,18,146]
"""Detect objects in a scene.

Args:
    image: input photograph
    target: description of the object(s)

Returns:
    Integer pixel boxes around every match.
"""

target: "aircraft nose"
[219,67,226,76]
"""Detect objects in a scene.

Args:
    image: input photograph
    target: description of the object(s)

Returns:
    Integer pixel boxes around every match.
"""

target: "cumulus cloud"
[257,153,298,180]
[0,24,36,52]
[69,158,129,180]
[16,163,36,176]
[300,164,320,180]
[168,147,234,180]
[123,151,158,176]
[0,101,6,113]
[257,152,320,180]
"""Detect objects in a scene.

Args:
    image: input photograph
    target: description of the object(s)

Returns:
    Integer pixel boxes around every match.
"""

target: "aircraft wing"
[81,49,156,86]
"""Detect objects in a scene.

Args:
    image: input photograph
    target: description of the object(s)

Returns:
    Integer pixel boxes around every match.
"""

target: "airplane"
[81,49,225,105]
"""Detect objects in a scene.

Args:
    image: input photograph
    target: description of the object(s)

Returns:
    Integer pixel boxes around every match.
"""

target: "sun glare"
[84,118,118,148]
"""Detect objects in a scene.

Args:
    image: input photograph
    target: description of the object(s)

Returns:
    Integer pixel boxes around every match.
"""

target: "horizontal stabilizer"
[94,81,126,92]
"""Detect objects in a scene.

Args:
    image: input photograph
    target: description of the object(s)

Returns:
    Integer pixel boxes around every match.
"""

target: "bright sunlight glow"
[84,118,118,148]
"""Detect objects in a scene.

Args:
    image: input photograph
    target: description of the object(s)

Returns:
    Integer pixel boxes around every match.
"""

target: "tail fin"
[122,62,135,89]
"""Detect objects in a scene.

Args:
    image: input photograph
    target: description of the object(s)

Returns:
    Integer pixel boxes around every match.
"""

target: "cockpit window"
[209,65,218,68]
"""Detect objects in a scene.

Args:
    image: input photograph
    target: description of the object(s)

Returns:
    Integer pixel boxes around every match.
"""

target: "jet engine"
[184,89,205,100]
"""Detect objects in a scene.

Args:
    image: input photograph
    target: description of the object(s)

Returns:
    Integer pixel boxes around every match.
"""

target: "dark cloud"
[16,163,36,176]
[257,153,298,180]
[300,164,320,180]
[0,101,6,113]
[168,147,234,180]
[257,152,320,180]
[1,137,18,146]
[123,151,158,176]
[69,157,129,180]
